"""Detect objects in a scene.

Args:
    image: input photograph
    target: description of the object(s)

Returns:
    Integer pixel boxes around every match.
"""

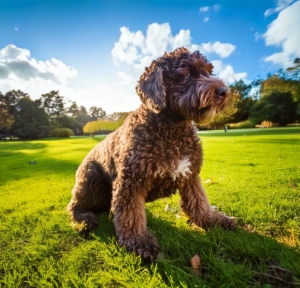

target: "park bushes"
[49,128,74,138]
[228,120,255,129]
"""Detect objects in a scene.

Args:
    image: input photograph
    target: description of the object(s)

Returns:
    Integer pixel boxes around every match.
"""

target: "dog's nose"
[217,86,229,98]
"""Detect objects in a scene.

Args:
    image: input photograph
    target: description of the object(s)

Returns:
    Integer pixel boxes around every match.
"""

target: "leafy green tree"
[107,112,130,123]
[83,114,129,136]
[287,58,300,80]
[67,101,80,118]
[0,92,14,130]
[89,106,107,120]
[0,90,29,130]
[54,115,83,134]
[75,106,92,125]
[249,91,296,126]
[230,80,255,123]
[1,90,30,113]
[12,98,50,139]
[39,91,65,128]
[260,75,300,102]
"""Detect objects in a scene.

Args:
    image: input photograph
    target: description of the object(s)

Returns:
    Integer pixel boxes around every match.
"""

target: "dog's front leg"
[112,179,160,261]
[179,175,237,229]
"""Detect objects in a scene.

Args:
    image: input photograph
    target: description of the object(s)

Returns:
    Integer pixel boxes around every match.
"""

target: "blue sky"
[0,0,299,113]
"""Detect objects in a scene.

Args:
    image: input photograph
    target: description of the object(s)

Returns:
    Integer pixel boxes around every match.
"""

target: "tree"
[286,58,300,80]
[83,116,127,136]
[75,106,92,125]
[260,75,300,102]
[89,106,107,120]
[54,115,83,134]
[39,91,66,127]
[0,92,14,129]
[0,90,30,130]
[249,91,296,126]
[107,112,130,123]
[12,98,50,139]
[230,79,252,100]
[67,101,80,118]
[229,80,255,123]
[1,90,30,112]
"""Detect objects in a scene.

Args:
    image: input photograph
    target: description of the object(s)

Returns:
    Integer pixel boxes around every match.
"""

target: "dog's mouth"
[196,105,217,124]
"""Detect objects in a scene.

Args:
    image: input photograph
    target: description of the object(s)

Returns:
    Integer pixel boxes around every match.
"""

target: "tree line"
[0,58,299,139]
[210,58,300,128]
[0,90,128,139]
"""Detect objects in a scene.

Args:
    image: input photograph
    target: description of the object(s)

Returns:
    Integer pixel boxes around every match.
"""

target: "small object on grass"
[204,178,212,184]
[190,254,201,276]
[164,204,175,212]
[29,161,36,164]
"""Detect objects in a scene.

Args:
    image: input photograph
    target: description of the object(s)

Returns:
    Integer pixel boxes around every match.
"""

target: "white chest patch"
[170,157,192,180]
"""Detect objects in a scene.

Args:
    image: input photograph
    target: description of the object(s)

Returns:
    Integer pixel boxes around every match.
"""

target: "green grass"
[0,128,299,287]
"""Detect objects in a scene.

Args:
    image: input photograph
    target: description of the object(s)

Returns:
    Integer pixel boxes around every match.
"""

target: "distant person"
[224,124,228,132]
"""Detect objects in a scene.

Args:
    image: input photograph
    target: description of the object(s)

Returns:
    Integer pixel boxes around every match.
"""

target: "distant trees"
[83,112,130,136]
[12,97,50,139]
[249,91,296,126]
[211,59,300,128]
[89,106,107,120]
[230,80,255,123]
[0,89,108,139]
[0,92,14,130]
[286,58,300,81]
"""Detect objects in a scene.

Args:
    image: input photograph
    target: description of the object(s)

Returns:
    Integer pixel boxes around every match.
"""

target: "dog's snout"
[217,86,229,98]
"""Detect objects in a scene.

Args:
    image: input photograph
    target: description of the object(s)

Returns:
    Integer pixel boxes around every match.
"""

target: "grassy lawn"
[0,128,299,287]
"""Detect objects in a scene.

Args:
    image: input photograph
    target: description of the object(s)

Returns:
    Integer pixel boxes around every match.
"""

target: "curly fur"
[67,47,236,261]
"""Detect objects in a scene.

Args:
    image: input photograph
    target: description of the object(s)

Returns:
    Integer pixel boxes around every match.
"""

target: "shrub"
[49,128,74,138]
[228,120,255,129]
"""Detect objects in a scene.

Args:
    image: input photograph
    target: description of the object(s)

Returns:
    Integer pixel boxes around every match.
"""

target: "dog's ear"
[136,67,166,113]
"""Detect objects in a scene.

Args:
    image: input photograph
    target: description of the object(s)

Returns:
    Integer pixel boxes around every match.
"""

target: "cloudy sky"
[0,0,299,113]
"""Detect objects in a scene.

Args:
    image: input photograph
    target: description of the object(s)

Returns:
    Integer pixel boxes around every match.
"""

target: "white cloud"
[0,44,137,114]
[263,1,300,67]
[117,71,134,85]
[0,44,77,84]
[204,17,210,22]
[212,60,247,84]
[264,0,295,16]
[196,41,236,58]
[0,71,138,114]
[112,23,236,74]
[112,23,193,71]
[200,6,209,12]
[0,44,142,113]
[213,4,221,11]
[254,32,263,41]
[111,22,245,91]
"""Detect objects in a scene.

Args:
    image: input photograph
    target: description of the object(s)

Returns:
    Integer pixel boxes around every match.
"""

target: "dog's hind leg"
[180,175,236,230]
[67,161,112,236]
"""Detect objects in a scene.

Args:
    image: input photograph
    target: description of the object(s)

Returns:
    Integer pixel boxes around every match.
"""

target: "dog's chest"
[154,156,192,181]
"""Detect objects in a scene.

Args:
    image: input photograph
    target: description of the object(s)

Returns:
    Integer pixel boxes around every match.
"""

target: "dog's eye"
[186,72,190,77]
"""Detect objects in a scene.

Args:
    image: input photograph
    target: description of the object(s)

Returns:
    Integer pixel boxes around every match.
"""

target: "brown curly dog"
[67,47,236,261]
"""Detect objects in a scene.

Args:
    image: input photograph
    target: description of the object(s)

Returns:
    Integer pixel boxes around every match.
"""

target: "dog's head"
[136,47,230,124]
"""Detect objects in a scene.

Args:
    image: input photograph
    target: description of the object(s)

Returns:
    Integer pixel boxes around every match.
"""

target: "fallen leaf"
[190,254,201,276]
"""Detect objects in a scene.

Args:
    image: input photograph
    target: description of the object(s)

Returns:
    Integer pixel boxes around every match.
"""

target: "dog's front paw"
[118,231,160,261]
[211,209,237,230]
[220,215,237,230]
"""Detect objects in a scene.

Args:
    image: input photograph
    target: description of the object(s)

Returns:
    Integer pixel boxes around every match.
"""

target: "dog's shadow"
[91,211,299,287]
